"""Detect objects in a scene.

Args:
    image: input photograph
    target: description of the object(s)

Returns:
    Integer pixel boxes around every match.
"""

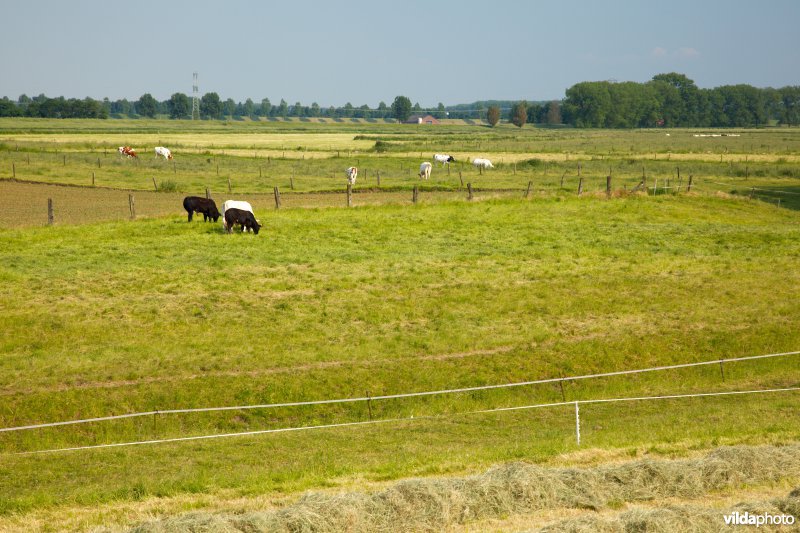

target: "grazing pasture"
[0,119,799,530]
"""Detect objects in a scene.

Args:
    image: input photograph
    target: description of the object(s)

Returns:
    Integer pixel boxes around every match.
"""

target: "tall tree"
[546,101,562,125]
[486,105,500,126]
[167,93,190,119]
[391,95,412,122]
[243,98,255,118]
[200,92,222,119]
[260,97,272,117]
[510,101,528,127]
[136,93,158,118]
[278,99,288,118]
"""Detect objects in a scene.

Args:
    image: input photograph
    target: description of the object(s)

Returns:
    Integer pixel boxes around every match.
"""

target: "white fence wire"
[2,349,798,434]
[13,386,800,456]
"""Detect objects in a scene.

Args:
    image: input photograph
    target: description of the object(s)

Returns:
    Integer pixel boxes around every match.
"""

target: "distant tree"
[260,97,271,117]
[342,102,354,117]
[391,95,412,122]
[223,98,237,117]
[243,98,255,118]
[436,102,446,119]
[0,97,21,117]
[412,102,422,112]
[310,102,321,117]
[167,93,190,119]
[510,101,528,127]
[278,99,288,118]
[136,93,158,118]
[200,92,222,119]
[546,101,562,124]
[486,106,500,126]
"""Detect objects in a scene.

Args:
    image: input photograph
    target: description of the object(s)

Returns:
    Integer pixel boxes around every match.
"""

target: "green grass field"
[0,119,799,530]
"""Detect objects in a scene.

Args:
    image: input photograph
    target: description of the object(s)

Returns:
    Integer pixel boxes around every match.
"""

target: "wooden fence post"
[687,175,693,192]
[525,181,532,198]
[63,155,66,166]
[578,177,583,196]
[290,176,294,190]
[467,183,473,200]
[459,171,463,187]
[578,162,581,176]
[152,177,158,191]
[92,172,95,186]
[205,187,210,199]
[173,161,176,174]
[227,177,232,193]
[561,171,567,188]
[346,183,352,207]
[128,194,135,220]
[274,186,281,209]
[606,175,611,197]
[47,198,54,226]
[97,157,100,168]
[259,166,262,178]
[12,162,15,178]
[413,185,418,204]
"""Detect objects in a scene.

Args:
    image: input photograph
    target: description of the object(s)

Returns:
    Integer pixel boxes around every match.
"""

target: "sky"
[1,0,798,107]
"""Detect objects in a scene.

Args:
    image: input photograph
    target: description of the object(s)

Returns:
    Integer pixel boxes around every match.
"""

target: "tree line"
[0,93,453,121]
[1,73,798,126]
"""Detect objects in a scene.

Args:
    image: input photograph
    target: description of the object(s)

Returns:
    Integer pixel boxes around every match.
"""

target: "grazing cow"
[346,166,358,185]
[472,158,494,169]
[182,196,221,223]
[419,162,432,180]
[224,208,261,235]
[433,153,455,166]
[221,200,258,232]
[154,146,173,160]
[118,146,137,158]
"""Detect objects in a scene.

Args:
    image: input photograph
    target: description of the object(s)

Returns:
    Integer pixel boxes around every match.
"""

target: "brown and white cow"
[118,146,137,158]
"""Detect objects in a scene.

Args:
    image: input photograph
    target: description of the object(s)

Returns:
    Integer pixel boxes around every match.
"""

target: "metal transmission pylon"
[192,72,200,120]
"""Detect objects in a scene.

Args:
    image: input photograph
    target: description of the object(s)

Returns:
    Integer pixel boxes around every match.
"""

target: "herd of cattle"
[120,147,494,235]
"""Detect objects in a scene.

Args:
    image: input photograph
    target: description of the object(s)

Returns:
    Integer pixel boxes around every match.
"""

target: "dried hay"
[129,444,800,532]
[539,486,800,532]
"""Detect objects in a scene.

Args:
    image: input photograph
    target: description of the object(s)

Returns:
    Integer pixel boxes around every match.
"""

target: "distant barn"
[405,114,440,125]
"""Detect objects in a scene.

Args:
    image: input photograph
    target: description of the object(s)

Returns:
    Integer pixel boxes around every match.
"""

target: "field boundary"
[12,386,800,455]
[2,349,797,434]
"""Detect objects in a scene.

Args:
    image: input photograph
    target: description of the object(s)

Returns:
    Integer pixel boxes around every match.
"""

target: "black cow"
[224,207,261,234]
[183,196,221,223]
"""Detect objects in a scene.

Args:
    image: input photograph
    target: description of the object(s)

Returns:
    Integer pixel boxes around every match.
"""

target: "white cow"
[154,146,173,160]
[433,153,455,166]
[472,158,494,169]
[419,162,432,180]
[346,166,358,185]
[221,200,257,232]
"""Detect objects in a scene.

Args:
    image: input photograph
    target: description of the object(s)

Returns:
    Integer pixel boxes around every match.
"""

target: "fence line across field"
[12,386,800,456]
[2,349,798,434]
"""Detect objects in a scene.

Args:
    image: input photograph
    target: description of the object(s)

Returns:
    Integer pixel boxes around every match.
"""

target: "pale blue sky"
[1,0,798,106]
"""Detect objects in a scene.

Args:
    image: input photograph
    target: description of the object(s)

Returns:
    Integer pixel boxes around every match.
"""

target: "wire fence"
[13,386,800,456]
[3,349,798,457]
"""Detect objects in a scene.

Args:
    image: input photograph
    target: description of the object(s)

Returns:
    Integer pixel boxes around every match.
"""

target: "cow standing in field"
[472,158,494,169]
[433,154,455,166]
[419,162,432,180]
[224,208,261,235]
[155,146,173,160]
[346,166,358,185]
[118,146,137,158]
[221,200,259,232]
[183,196,221,223]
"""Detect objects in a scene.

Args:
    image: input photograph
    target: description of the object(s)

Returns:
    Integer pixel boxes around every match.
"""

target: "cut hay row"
[128,443,800,532]
[539,488,799,532]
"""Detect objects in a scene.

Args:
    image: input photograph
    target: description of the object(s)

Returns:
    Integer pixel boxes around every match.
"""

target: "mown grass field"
[0,119,799,531]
